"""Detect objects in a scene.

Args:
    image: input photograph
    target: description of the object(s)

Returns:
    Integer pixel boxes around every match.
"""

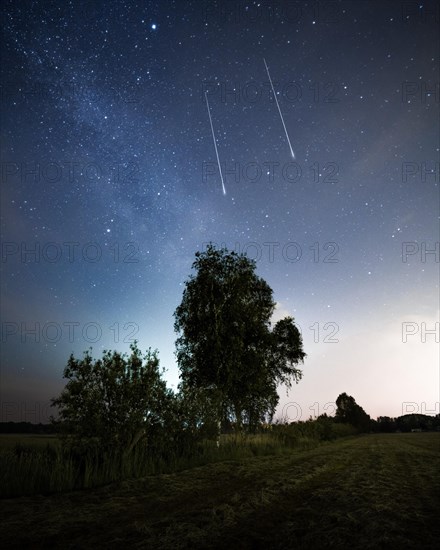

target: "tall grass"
[0,444,77,497]
[0,420,357,498]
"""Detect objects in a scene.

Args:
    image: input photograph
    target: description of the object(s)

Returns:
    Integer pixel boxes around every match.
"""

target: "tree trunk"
[234,403,243,433]
[216,419,221,448]
[123,427,146,458]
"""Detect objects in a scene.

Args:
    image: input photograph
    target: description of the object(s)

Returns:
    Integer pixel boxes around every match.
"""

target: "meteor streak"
[205,91,227,195]
[263,58,295,159]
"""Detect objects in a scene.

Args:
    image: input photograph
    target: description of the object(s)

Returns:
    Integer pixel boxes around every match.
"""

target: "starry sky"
[1,0,439,423]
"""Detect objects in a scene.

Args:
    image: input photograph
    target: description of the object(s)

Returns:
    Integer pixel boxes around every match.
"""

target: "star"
[0,0,436,427]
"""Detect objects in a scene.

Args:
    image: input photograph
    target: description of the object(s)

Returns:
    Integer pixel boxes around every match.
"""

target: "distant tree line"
[322,394,440,434]
[5,413,438,436]
[0,422,56,434]
[374,414,440,433]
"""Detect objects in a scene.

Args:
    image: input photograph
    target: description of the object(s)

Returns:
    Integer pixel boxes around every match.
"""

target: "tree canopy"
[174,244,306,431]
[51,342,172,455]
[335,392,371,432]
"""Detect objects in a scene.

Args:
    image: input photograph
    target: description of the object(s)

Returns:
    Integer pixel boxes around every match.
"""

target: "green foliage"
[335,392,372,432]
[271,316,305,387]
[174,244,306,432]
[175,385,222,440]
[272,417,357,448]
[0,416,356,497]
[375,413,440,433]
[50,342,172,456]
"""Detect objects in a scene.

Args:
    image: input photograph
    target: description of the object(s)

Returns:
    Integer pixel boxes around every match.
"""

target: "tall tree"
[174,244,306,432]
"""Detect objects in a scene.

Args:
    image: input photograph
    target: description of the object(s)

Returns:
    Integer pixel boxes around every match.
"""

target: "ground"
[1,433,439,549]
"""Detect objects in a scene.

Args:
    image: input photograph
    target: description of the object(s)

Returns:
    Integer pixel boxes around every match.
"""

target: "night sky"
[1,0,439,423]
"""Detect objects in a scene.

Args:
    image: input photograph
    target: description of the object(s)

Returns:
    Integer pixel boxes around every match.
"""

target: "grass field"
[0,433,439,549]
[0,433,59,450]
[0,423,357,498]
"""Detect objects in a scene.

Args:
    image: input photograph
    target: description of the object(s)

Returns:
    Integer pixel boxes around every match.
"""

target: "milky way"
[1,0,438,422]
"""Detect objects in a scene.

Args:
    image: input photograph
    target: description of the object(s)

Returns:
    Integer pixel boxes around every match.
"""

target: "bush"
[0,417,357,498]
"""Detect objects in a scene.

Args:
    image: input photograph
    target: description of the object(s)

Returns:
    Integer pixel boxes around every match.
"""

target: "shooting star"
[263,58,295,159]
[205,91,227,195]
